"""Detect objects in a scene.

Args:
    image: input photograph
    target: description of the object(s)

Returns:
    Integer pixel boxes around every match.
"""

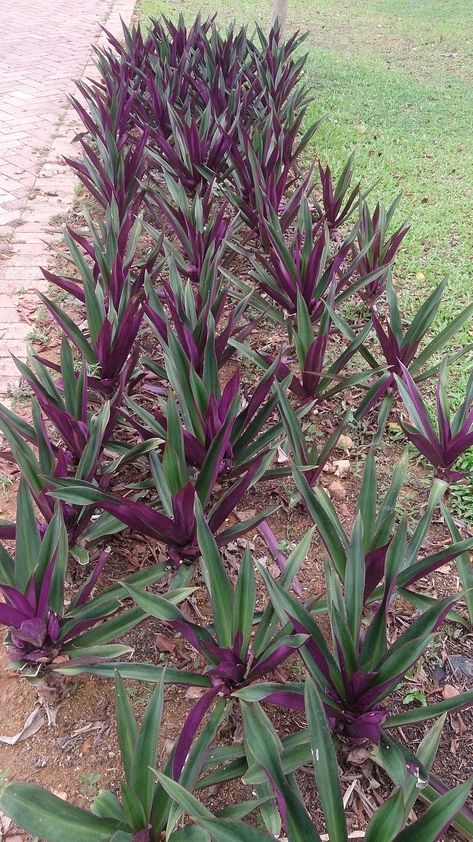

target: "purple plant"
[146,176,235,282]
[257,499,473,743]
[49,416,276,568]
[0,392,113,544]
[355,277,473,420]
[355,197,409,303]
[7,339,122,464]
[293,449,473,599]
[313,154,361,230]
[118,512,308,780]
[142,270,256,381]
[396,362,473,482]
[225,117,315,234]
[147,103,235,193]
[0,485,160,671]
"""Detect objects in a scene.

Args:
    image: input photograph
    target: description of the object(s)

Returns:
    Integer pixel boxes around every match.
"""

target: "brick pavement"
[0,0,137,395]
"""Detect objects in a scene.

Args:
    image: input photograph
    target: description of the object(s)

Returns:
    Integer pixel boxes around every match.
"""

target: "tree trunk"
[271,0,288,34]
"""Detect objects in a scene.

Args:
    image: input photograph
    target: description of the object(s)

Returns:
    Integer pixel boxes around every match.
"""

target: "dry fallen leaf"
[348,747,372,765]
[442,683,460,699]
[155,633,177,654]
[0,708,45,745]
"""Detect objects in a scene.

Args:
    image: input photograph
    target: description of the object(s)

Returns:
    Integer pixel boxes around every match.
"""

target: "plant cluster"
[0,15,473,842]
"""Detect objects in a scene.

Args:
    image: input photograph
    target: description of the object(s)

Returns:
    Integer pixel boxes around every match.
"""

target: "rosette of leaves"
[233,290,376,405]
[313,154,361,231]
[52,514,315,783]
[145,175,236,282]
[355,196,409,303]
[0,484,187,673]
[237,469,473,743]
[141,256,256,382]
[236,686,473,842]
[355,277,473,420]
[127,347,289,482]
[247,199,383,321]
[48,387,278,567]
[0,396,114,545]
[395,362,473,482]
[224,118,315,234]
[3,338,123,465]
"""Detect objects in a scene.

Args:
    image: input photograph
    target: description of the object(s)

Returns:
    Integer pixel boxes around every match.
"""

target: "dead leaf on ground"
[155,633,177,654]
[348,747,372,765]
[0,707,45,745]
[442,683,460,699]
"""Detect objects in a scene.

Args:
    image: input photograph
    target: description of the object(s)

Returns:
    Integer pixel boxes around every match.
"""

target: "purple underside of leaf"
[400,426,445,467]
[172,685,221,780]
[364,542,390,598]
[0,602,30,628]
[264,689,305,711]
[12,616,47,646]
[249,643,299,680]
[0,523,16,540]
[209,459,262,532]
[340,708,386,742]
[172,483,197,537]
[445,430,473,465]
[301,335,328,395]
[288,614,333,684]
[0,584,36,616]
[75,550,109,607]
[98,496,187,544]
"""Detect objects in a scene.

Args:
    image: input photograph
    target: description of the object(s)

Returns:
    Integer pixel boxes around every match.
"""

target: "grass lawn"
[136,0,473,393]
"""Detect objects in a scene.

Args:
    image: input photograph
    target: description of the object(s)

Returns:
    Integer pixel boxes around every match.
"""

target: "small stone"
[328,480,346,501]
[334,459,350,478]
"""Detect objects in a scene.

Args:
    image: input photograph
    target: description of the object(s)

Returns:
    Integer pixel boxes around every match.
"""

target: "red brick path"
[0,0,137,395]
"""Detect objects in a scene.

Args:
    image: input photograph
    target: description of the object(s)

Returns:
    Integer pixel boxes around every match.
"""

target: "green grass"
[136,0,473,393]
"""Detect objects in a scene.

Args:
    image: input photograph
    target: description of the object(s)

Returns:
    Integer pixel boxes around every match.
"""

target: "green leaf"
[196,501,234,648]
[120,782,147,831]
[66,608,147,649]
[170,828,211,841]
[394,778,472,841]
[92,789,126,822]
[344,512,365,652]
[305,678,348,841]
[385,690,473,727]
[292,468,347,578]
[441,502,473,627]
[241,702,322,842]
[193,818,276,841]
[38,292,96,365]
[154,773,213,820]
[233,546,256,658]
[365,789,406,842]
[122,584,185,623]
[130,673,165,820]
[52,661,212,686]
[114,672,137,786]
[0,783,120,841]
[359,449,377,550]
[14,480,41,589]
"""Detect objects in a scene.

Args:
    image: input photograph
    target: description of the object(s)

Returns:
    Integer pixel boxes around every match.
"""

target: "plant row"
[0,15,472,842]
